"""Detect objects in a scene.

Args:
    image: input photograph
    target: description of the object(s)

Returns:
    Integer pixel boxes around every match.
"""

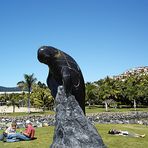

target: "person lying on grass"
[2,120,36,142]
[108,129,145,138]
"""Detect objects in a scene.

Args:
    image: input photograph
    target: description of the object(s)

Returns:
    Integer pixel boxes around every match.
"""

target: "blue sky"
[0,0,148,87]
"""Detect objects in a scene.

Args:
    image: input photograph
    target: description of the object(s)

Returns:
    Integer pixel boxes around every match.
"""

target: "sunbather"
[108,129,145,138]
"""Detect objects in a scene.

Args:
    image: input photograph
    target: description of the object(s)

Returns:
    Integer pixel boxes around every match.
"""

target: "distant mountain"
[0,86,22,92]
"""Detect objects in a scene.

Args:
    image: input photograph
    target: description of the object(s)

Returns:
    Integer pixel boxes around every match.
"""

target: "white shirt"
[119,131,129,136]
[5,126,16,135]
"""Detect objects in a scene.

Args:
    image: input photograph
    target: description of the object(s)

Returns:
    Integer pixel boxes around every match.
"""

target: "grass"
[85,106,148,114]
[0,107,147,147]
[0,126,54,148]
[0,124,147,148]
[0,107,148,117]
[0,110,55,117]
[96,124,148,148]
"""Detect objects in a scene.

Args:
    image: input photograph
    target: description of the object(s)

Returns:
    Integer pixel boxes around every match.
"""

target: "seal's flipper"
[47,71,58,98]
[61,67,71,97]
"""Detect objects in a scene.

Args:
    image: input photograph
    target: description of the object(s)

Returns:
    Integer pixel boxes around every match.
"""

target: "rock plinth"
[50,86,106,148]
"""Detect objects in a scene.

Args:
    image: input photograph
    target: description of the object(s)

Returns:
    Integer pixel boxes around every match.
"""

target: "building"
[113,66,148,80]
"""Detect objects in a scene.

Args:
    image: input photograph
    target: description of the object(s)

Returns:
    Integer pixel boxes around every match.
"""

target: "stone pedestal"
[50,86,106,148]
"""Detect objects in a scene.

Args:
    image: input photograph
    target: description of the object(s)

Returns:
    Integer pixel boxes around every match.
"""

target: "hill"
[113,66,148,80]
[0,86,22,92]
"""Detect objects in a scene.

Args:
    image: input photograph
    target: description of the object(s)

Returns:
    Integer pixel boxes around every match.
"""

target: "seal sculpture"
[37,46,85,114]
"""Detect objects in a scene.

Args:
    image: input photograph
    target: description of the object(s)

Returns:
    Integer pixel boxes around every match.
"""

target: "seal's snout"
[37,45,59,64]
[37,48,45,63]
[38,46,51,64]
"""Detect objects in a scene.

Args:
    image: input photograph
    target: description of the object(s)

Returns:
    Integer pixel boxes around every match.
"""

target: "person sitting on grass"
[18,120,36,140]
[0,121,19,142]
[108,129,145,138]
[5,120,36,142]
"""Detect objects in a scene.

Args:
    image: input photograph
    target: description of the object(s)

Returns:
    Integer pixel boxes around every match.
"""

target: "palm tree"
[17,73,37,113]
[17,81,25,91]
[31,84,53,111]
[85,82,98,108]
[6,93,19,113]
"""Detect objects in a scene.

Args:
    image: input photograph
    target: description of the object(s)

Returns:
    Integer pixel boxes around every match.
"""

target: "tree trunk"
[13,105,15,113]
[88,100,91,109]
[105,101,108,112]
[28,92,31,113]
[134,99,136,111]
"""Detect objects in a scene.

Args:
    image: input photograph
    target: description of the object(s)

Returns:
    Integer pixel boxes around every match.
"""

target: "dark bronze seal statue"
[37,46,85,114]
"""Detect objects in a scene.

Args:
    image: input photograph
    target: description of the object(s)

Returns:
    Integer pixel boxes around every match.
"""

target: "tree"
[123,75,140,109]
[96,76,120,111]
[85,82,99,108]
[17,73,37,113]
[6,93,20,113]
[0,94,6,106]
[135,74,148,106]
[37,81,46,88]
[31,83,53,111]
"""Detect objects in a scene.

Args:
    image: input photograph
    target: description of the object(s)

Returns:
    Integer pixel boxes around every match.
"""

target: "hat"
[26,120,31,124]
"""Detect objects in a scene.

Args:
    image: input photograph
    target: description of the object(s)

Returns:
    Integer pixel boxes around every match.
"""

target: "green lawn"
[85,106,148,114]
[0,110,55,117]
[0,124,147,148]
[0,126,54,148]
[1,107,148,117]
[96,124,148,148]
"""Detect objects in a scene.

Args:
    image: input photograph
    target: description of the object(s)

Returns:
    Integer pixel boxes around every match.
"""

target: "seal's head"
[38,46,59,64]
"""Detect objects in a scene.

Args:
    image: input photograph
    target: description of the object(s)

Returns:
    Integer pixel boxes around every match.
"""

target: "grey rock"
[50,86,106,148]
[17,122,25,128]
